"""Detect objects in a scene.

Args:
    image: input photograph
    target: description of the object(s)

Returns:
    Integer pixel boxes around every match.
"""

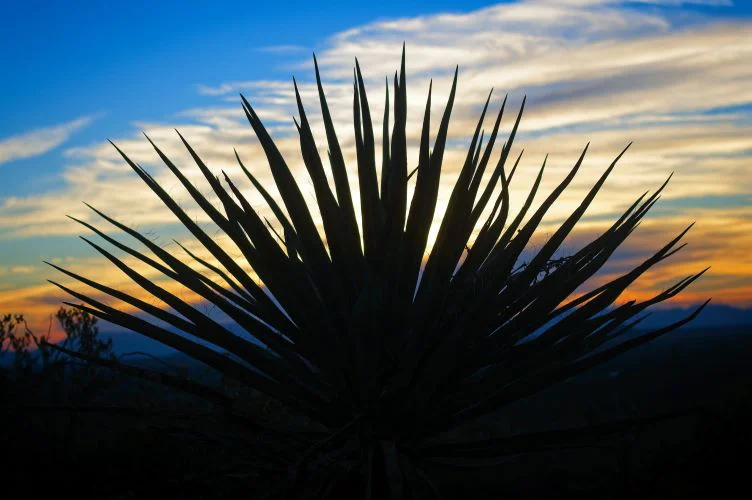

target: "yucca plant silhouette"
[48,46,708,497]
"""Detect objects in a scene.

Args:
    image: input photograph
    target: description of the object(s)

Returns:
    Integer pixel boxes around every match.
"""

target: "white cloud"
[538,0,732,6]
[0,265,36,276]
[9,265,36,274]
[628,0,732,6]
[2,1,750,239]
[196,80,291,97]
[0,115,97,166]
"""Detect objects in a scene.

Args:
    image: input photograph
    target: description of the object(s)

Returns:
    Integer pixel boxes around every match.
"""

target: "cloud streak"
[256,44,308,54]
[0,115,97,166]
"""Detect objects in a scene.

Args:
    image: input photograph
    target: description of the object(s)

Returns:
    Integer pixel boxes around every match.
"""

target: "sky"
[1,0,751,338]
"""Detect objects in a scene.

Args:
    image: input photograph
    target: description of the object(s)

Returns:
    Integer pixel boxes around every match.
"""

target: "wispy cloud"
[256,44,308,54]
[0,265,37,275]
[195,80,291,97]
[537,0,732,6]
[0,115,97,166]
[630,0,732,6]
[4,1,749,237]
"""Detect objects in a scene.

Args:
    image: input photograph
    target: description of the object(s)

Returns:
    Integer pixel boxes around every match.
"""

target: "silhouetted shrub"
[49,46,708,497]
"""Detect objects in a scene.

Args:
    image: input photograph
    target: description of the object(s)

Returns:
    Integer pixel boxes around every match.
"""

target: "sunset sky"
[1,0,751,338]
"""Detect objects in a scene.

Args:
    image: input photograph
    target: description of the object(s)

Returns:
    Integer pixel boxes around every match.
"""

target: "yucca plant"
[48,46,708,497]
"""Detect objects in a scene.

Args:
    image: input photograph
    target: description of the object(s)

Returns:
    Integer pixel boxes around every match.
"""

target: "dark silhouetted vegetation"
[3,318,752,498]
[5,46,733,498]
[1,307,114,403]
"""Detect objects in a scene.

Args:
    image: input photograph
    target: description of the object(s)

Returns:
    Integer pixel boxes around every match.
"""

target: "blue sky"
[1,0,751,334]
[2,0,503,187]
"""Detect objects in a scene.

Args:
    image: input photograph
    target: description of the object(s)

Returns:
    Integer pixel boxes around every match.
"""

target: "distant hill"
[105,328,180,356]
[637,304,751,330]
[46,304,752,358]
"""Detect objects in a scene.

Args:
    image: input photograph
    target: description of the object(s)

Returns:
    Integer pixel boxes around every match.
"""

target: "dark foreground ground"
[2,325,751,499]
